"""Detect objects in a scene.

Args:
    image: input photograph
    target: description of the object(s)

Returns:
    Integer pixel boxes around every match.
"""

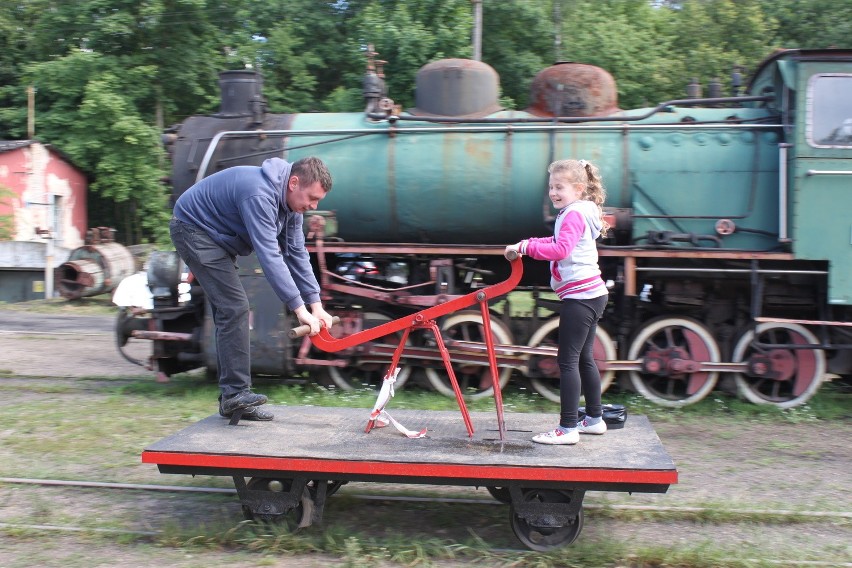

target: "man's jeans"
[170,218,251,397]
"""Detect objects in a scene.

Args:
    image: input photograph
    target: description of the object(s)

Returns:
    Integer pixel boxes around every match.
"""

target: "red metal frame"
[142,450,678,485]
[306,255,523,440]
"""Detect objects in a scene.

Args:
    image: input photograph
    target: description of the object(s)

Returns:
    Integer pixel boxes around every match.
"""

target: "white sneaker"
[532,428,579,445]
[577,417,607,434]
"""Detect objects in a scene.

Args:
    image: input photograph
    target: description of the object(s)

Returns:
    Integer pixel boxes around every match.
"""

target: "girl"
[506,159,609,445]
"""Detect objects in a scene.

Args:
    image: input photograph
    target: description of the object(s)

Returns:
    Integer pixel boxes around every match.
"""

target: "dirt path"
[0,309,154,378]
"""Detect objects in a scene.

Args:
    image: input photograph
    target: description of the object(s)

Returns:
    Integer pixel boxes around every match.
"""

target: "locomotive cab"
[753,50,852,305]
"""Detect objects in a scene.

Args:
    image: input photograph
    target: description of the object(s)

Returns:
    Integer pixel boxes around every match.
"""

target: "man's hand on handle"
[294,305,323,336]
[310,302,335,331]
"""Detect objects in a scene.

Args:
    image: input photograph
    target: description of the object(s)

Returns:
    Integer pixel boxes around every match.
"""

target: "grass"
[111,366,852,423]
[2,347,849,566]
[99,504,823,568]
[0,294,119,316]
[3,491,840,568]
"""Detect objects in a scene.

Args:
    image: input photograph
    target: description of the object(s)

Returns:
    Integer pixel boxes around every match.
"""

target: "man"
[170,156,334,421]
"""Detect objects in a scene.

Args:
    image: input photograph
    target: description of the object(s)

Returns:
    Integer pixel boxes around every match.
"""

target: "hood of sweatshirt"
[568,199,603,240]
[261,157,293,211]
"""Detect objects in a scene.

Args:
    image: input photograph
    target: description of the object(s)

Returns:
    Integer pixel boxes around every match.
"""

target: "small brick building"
[0,140,88,247]
[0,140,88,301]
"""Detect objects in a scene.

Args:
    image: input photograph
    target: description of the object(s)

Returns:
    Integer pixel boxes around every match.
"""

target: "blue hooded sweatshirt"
[173,158,320,311]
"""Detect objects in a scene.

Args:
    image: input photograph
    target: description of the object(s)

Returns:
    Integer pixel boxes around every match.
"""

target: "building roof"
[0,139,85,174]
[0,140,36,153]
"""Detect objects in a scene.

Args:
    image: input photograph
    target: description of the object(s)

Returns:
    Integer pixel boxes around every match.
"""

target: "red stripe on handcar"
[142,451,677,485]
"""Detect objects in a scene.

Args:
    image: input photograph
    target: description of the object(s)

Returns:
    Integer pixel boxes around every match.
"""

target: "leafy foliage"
[481,0,552,109]
[25,52,171,243]
[761,0,852,50]
[671,0,777,85]
[349,0,474,109]
[554,0,682,108]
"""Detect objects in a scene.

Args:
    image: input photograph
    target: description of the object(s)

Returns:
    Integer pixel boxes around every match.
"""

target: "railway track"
[1,476,849,566]
[3,476,851,519]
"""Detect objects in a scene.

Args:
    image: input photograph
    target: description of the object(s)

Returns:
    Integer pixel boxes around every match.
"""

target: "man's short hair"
[292,157,332,193]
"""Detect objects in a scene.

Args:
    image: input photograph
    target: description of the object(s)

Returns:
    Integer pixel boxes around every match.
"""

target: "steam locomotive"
[117,48,852,408]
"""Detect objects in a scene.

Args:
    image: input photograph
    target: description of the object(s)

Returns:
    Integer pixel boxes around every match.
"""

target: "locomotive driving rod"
[290,251,524,441]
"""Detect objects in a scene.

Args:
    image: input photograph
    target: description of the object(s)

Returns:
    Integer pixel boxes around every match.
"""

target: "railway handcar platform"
[142,406,677,550]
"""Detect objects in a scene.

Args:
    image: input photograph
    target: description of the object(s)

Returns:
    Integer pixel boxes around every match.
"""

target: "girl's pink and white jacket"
[519,199,607,300]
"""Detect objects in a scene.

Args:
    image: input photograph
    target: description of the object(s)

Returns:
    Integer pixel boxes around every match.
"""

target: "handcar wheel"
[423,312,514,400]
[241,477,308,529]
[627,317,720,407]
[527,317,617,403]
[325,312,412,392]
[486,486,512,504]
[732,322,825,408]
[510,489,584,551]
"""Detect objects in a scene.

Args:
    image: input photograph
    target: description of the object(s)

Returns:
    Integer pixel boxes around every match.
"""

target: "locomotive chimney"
[686,77,703,99]
[708,77,722,99]
[217,70,265,118]
[731,65,744,96]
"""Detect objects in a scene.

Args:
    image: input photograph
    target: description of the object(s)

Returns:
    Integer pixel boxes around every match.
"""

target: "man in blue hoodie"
[170,156,334,421]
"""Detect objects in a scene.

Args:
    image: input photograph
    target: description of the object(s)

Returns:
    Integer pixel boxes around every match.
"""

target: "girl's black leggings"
[557,294,608,428]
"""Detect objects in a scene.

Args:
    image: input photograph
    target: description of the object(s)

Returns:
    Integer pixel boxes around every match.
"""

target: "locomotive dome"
[408,58,503,118]
[526,62,621,117]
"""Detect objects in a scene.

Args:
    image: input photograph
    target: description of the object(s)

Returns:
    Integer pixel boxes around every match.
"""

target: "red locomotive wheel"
[732,322,825,408]
[424,311,514,400]
[324,311,413,392]
[627,317,720,407]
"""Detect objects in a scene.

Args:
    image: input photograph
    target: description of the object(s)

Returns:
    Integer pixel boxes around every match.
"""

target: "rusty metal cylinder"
[56,241,137,299]
[526,62,621,117]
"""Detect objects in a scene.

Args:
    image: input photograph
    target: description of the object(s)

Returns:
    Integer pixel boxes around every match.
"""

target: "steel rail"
[2,477,850,519]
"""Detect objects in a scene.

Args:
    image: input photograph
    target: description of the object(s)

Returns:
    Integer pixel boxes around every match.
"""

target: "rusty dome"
[409,58,502,118]
[526,62,621,118]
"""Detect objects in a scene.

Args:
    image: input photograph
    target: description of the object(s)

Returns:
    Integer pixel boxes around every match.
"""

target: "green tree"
[554,0,683,108]
[25,52,170,244]
[761,0,852,49]
[349,0,474,109]
[0,1,47,138]
[481,0,553,109]
[3,0,237,243]
[219,0,361,112]
[670,0,777,88]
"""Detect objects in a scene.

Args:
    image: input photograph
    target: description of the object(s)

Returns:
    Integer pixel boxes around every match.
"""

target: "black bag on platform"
[578,404,627,429]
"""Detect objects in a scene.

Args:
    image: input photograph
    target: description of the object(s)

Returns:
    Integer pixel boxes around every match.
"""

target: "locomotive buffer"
[142,406,677,550]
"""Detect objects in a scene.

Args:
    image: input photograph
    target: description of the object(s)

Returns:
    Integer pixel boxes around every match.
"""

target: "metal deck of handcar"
[142,406,677,550]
